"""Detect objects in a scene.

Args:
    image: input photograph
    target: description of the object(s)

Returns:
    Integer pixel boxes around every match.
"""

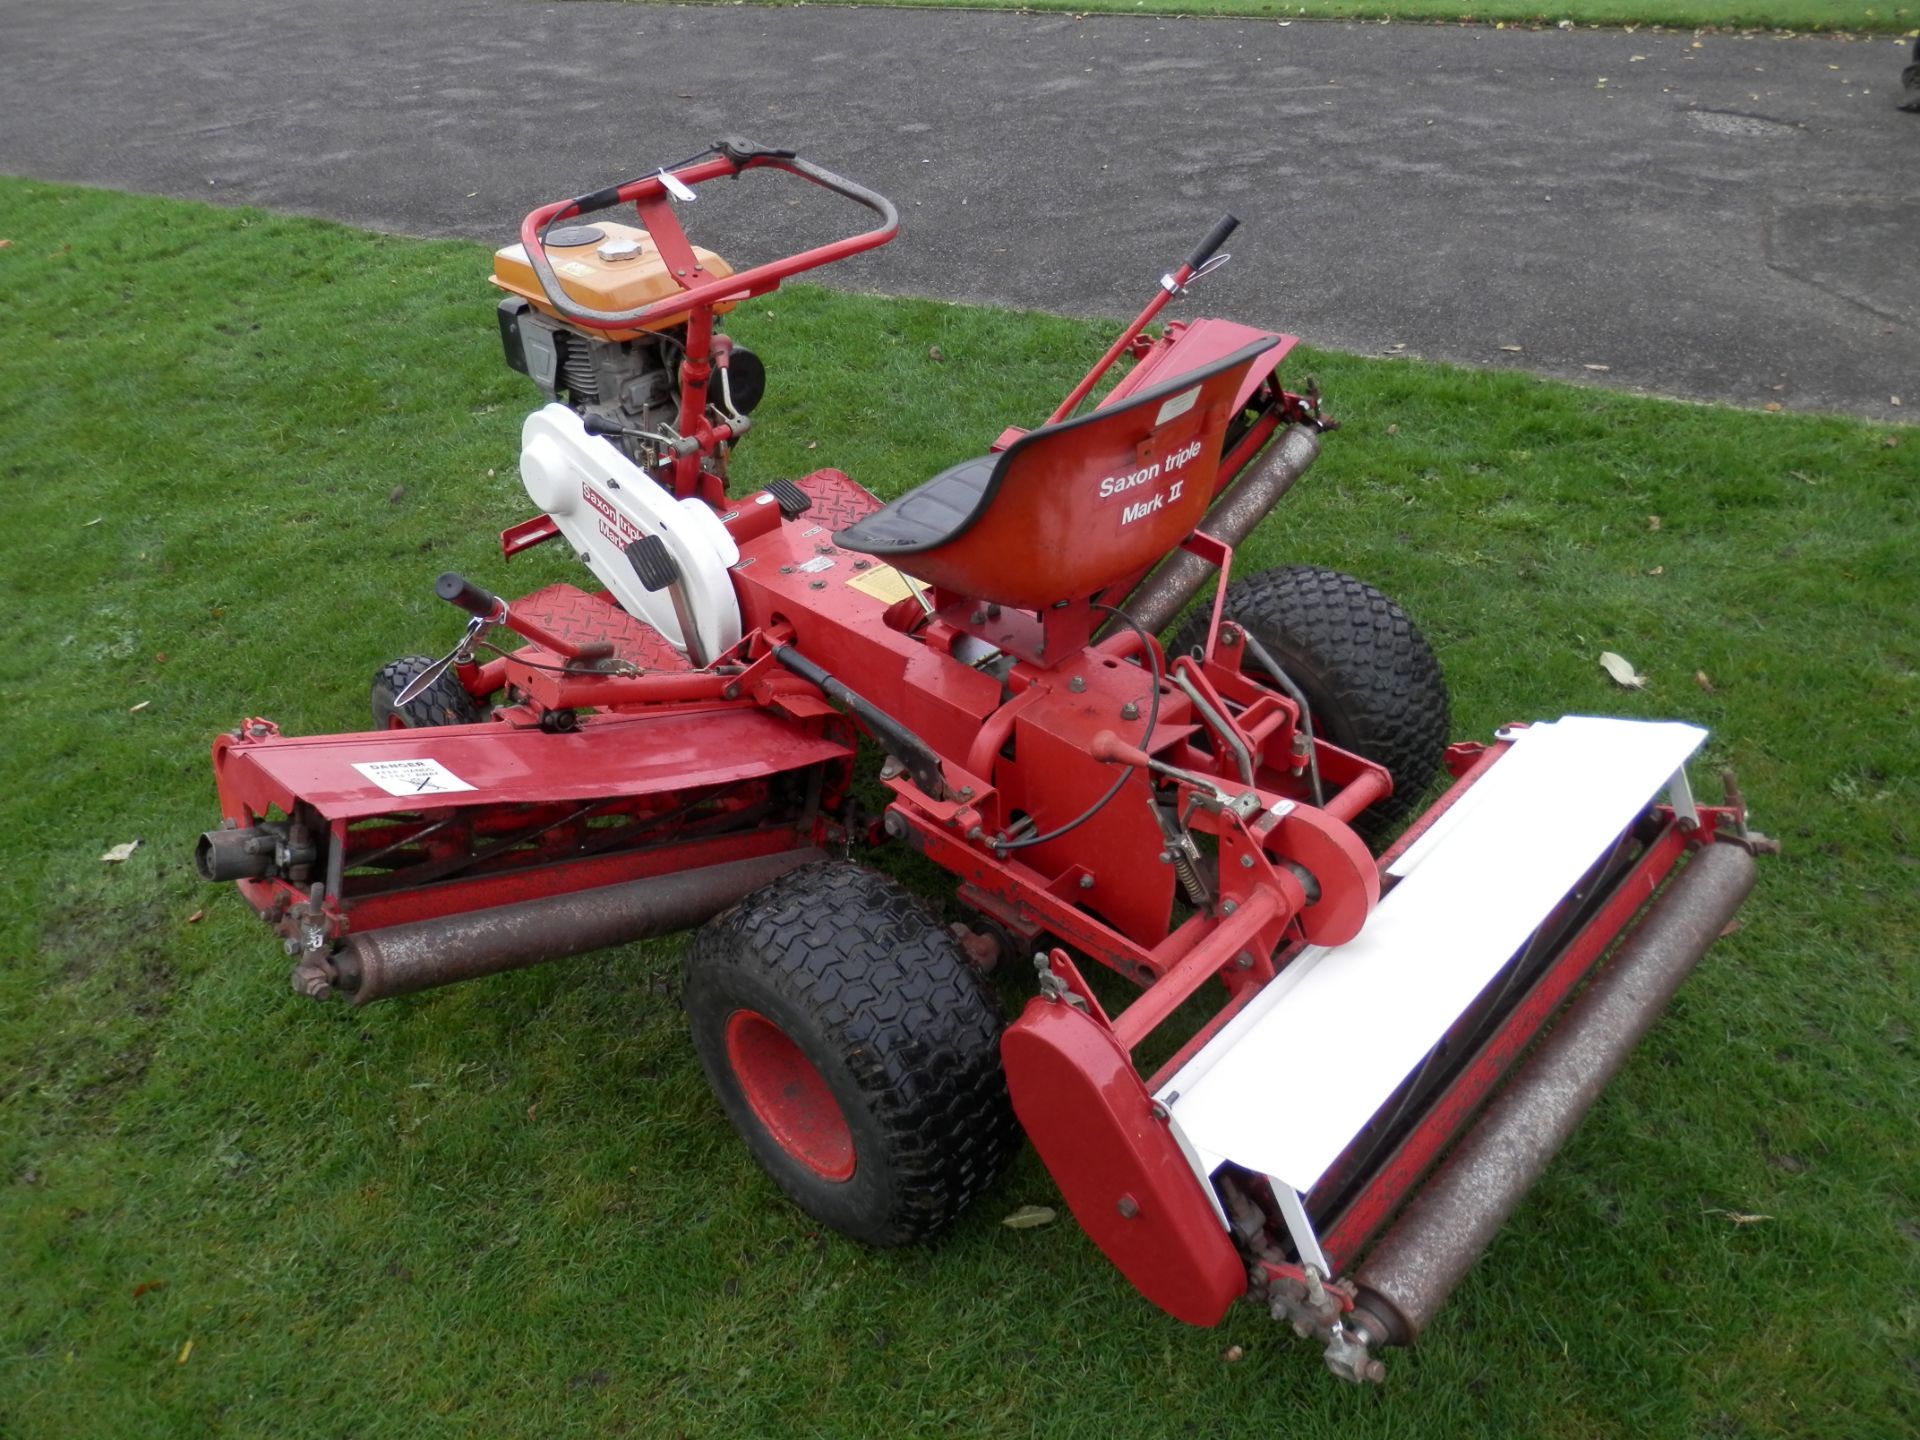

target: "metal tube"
[1100,423,1321,639]
[333,847,825,1005]
[1347,841,1756,1349]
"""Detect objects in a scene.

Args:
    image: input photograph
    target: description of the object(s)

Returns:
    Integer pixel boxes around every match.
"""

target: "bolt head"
[1120,701,1140,721]
[1068,676,1087,693]
[1221,900,1238,916]
[1078,874,1095,890]
[1239,853,1255,869]
[1116,1194,1140,1219]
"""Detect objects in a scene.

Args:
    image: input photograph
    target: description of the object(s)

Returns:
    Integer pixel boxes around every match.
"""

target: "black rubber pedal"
[765,477,812,520]
[624,534,680,593]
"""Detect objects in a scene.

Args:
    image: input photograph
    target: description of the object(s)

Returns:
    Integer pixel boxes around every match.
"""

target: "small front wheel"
[683,862,1020,1247]
[369,655,484,730]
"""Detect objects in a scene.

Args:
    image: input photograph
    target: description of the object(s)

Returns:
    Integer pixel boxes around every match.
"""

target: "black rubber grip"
[435,571,502,618]
[1185,213,1240,272]
[571,185,624,217]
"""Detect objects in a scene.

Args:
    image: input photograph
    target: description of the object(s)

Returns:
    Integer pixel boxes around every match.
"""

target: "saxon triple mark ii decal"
[1097,436,1204,526]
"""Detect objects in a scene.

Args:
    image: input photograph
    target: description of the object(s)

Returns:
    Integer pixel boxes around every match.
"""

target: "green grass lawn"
[677,0,1920,36]
[2,180,1915,1439]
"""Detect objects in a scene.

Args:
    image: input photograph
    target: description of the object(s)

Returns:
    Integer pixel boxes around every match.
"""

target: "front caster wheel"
[683,862,1021,1246]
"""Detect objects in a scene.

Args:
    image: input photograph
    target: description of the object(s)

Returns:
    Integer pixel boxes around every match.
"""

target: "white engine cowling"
[518,403,742,662]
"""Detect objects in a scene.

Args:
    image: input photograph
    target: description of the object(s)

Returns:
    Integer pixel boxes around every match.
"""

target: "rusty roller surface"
[1103,423,1321,638]
[335,847,826,1004]
[1348,840,1757,1349]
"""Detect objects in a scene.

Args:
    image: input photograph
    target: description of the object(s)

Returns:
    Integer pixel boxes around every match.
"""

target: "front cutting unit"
[196,139,1764,1381]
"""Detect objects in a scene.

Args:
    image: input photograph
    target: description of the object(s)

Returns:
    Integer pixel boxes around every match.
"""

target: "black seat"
[836,454,996,555]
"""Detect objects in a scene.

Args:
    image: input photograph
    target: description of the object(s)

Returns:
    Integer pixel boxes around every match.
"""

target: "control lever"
[392,573,504,707]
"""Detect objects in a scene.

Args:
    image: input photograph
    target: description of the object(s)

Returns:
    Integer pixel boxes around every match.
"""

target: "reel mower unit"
[197,139,1762,1382]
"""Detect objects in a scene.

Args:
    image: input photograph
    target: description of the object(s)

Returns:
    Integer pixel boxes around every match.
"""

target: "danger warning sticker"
[351,758,477,798]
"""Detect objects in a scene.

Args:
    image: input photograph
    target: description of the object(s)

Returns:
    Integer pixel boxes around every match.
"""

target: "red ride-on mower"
[196,140,1764,1381]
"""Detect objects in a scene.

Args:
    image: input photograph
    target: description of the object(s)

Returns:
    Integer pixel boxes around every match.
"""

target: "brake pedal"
[624,534,681,592]
[764,477,813,520]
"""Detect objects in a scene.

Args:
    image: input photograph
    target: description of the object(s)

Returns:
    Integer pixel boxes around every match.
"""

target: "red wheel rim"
[385,715,409,730]
[724,1009,856,1182]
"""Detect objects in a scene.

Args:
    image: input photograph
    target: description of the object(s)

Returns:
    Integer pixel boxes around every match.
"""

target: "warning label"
[845,565,925,606]
[351,758,477,798]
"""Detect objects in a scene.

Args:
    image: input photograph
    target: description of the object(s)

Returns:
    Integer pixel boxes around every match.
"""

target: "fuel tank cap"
[596,236,646,263]
[543,225,606,248]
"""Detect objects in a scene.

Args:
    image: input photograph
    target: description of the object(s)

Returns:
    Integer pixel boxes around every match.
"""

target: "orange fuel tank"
[491,222,736,339]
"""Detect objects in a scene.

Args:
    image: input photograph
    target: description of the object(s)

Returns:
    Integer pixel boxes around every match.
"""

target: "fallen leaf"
[1385,342,1407,353]
[1583,363,1611,372]
[177,1338,193,1365]
[1884,436,1901,449]
[1499,344,1524,353]
[1647,515,1662,532]
[0,239,11,249]
[527,1102,539,1122]
[1223,1344,1245,1362]
[1694,670,1715,693]
[1001,1205,1057,1230]
[83,517,103,527]
[131,1280,167,1299]
[1892,396,1903,407]
[155,652,168,664]
[128,700,150,714]
[1598,652,1648,690]
[186,910,205,924]
[1630,54,1647,61]
[1717,918,1743,938]
[1386,423,1399,435]
[927,345,945,363]
[1704,1207,1770,1224]
[1763,402,1782,413]
[1646,566,1664,576]
[101,840,141,863]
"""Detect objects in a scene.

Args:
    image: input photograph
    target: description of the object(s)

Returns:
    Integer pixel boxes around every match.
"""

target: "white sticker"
[351,758,476,798]
[798,555,835,573]
[1154,385,1201,427]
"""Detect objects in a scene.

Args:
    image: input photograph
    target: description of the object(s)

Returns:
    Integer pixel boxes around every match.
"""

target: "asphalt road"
[2,1,1914,420]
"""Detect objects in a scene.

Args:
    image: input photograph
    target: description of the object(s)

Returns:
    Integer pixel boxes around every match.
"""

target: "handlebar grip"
[1184,213,1240,272]
[435,571,503,619]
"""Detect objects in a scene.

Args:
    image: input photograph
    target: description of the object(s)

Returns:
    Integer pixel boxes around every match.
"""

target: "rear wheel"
[683,862,1020,1246]
[1172,564,1450,834]
[370,655,484,730]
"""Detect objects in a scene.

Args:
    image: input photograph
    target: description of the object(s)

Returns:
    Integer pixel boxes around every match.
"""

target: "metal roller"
[1347,840,1757,1350]
[329,847,825,1005]
[1103,422,1321,638]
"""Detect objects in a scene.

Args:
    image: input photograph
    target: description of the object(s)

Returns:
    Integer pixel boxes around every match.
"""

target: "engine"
[491,221,764,471]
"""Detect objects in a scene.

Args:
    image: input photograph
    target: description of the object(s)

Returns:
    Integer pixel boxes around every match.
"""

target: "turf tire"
[370,655,484,729]
[683,862,1020,1247]
[1171,564,1450,833]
